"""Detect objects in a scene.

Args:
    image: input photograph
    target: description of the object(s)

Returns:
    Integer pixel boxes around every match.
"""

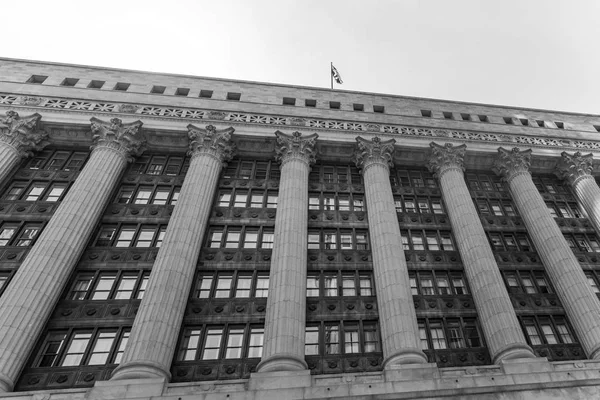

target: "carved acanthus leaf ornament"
[0,111,48,157]
[428,142,466,177]
[354,136,396,170]
[493,147,532,181]
[274,131,318,165]
[90,117,146,162]
[555,151,594,187]
[187,124,235,165]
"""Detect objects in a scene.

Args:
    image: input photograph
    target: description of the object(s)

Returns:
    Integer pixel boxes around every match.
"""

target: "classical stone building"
[0,58,600,399]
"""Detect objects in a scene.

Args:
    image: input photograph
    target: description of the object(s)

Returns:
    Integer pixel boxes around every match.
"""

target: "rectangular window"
[307,274,319,297]
[15,224,41,246]
[202,328,223,360]
[0,223,18,246]
[305,326,320,355]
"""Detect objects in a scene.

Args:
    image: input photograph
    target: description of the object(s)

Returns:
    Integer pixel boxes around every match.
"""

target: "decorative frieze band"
[2,94,600,152]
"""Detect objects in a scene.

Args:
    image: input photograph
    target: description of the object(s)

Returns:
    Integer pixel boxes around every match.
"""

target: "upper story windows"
[305,321,380,356]
[194,272,269,299]
[130,155,189,176]
[0,222,43,247]
[216,189,278,209]
[532,176,569,195]
[520,316,575,346]
[466,173,505,192]
[546,201,582,219]
[206,226,274,249]
[67,271,149,301]
[488,232,533,252]
[26,150,88,172]
[178,324,263,361]
[307,271,374,297]
[222,160,280,181]
[115,184,180,205]
[401,230,455,251]
[409,271,469,296]
[35,328,129,367]
[394,196,444,214]
[564,233,600,253]
[503,271,552,294]
[93,224,166,248]
[389,169,436,188]
[419,318,482,350]
[3,181,69,202]
[309,165,361,185]
[308,229,369,251]
[309,193,364,211]
[476,199,517,217]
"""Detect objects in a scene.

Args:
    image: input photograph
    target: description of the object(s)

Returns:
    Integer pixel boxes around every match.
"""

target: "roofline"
[2,56,598,118]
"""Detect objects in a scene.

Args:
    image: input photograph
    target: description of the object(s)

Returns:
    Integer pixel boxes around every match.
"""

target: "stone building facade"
[0,58,600,399]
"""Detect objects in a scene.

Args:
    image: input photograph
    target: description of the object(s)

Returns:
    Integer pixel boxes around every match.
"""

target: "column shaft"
[257,155,309,372]
[111,153,223,380]
[509,172,600,358]
[437,167,534,361]
[362,161,427,366]
[573,176,600,235]
[0,144,21,184]
[0,147,128,391]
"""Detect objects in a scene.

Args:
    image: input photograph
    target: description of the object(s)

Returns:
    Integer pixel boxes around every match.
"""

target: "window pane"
[91,274,117,300]
[225,328,244,359]
[305,326,320,355]
[61,332,92,366]
[115,227,136,247]
[344,325,360,354]
[255,275,269,297]
[202,328,223,360]
[248,327,264,358]
[134,188,152,204]
[215,275,233,298]
[179,329,201,361]
[324,274,338,296]
[307,274,319,297]
[115,275,137,299]
[236,275,252,298]
[88,331,117,365]
[324,325,339,354]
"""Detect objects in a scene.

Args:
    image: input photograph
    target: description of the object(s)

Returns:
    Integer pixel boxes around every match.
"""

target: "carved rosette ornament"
[0,111,48,157]
[90,117,145,162]
[187,124,235,165]
[493,147,532,182]
[555,151,594,188]
[274,130,318,166]
[354,136,395,172]
[427,142,466,178]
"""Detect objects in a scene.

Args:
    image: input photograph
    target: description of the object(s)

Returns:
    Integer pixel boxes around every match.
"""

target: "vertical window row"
[418,318,482,350]
[178,325,264,361]
[206,226,274,249]
[115,184,180,205]
[389,169,436,188]
[308,193,364,211]
[309,165,362,185]
[304,321,380,355]
[194,272,269,298]
[306,272,374,297]
[400,230,455,251]
[130,155,189,176]
[394,196,445,214]
[307,229,369,250]
[26,150,89,171]
[216,189,278,208]
[409,272,469,295]
[67,271,150,300]
[222,160,280,180]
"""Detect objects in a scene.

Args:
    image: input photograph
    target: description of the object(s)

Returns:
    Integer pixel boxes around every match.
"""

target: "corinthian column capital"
[493,147,532,182]
[354,136,395,171]
[187,124,235,165]
[274,130,318,166]
[0,111,48,157]
[555,151,594,187]
[90,117,145,162]
[427,142,466,177]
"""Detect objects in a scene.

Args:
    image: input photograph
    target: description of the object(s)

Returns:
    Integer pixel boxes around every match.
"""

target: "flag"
[331,64,343,84]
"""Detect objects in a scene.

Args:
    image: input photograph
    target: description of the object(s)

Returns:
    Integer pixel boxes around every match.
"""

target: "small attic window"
[421,110,432,117]
[114,82,130,91]
[555,121,564,129]
[175,88,190,96]
[353,103,364,111]
[60,78,79,87]
[461,113,471,121]
[478,115,489,122]
[443,112,454,120]
[305,99,316,107]
[329,101,341,110]
[151,85,166,94]
[88,80,105,89]
[199,90,213,98]
[227,92,241,101]
[283,97,296,106]
[503,117,514,125]
[27,75,48,84]
[520,119,529,126]
[536,120,545,127]
[373,105,385,113]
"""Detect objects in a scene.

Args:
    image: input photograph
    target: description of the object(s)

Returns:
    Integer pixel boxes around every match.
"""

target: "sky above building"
[7,0,598,114]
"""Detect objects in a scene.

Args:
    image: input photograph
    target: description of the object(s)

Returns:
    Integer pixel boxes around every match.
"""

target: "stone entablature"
[2,94,600,154]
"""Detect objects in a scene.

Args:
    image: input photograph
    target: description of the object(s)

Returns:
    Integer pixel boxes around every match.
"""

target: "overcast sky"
[7,0,599,114]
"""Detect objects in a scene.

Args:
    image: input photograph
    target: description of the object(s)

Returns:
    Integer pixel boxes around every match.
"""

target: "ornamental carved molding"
[493,147,532,181]
[0,111,48,158]
[354,136,395,171]
[274,131,318,166]
[90,117,146,162]
[555,151,594,187]
[187,124,235,165]
[427,142,467,178]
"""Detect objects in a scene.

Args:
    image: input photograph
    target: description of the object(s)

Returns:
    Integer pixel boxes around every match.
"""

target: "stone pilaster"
[256,131,317,372]
[555,152,600,235]
[428,142,534,362]
[354,136,427,367]
[494,147,600,359]
[111,124,235,381]
[0,111,47,182]
[0,118,144,392]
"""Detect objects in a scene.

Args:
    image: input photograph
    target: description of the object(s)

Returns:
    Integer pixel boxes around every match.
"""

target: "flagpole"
[330,62,333,89]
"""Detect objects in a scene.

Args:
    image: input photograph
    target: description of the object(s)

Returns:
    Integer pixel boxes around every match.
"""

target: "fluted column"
[556,152,600,235]
[354,137,427,367]
[494,147,600,359]
[428,143,535,362]
[257,131,317,372]
[0,111,47,182]
[0,117,145,392]
[111,124,234,380]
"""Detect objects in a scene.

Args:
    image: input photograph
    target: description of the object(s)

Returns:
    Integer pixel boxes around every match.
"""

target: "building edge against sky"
[0,58,599,398]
